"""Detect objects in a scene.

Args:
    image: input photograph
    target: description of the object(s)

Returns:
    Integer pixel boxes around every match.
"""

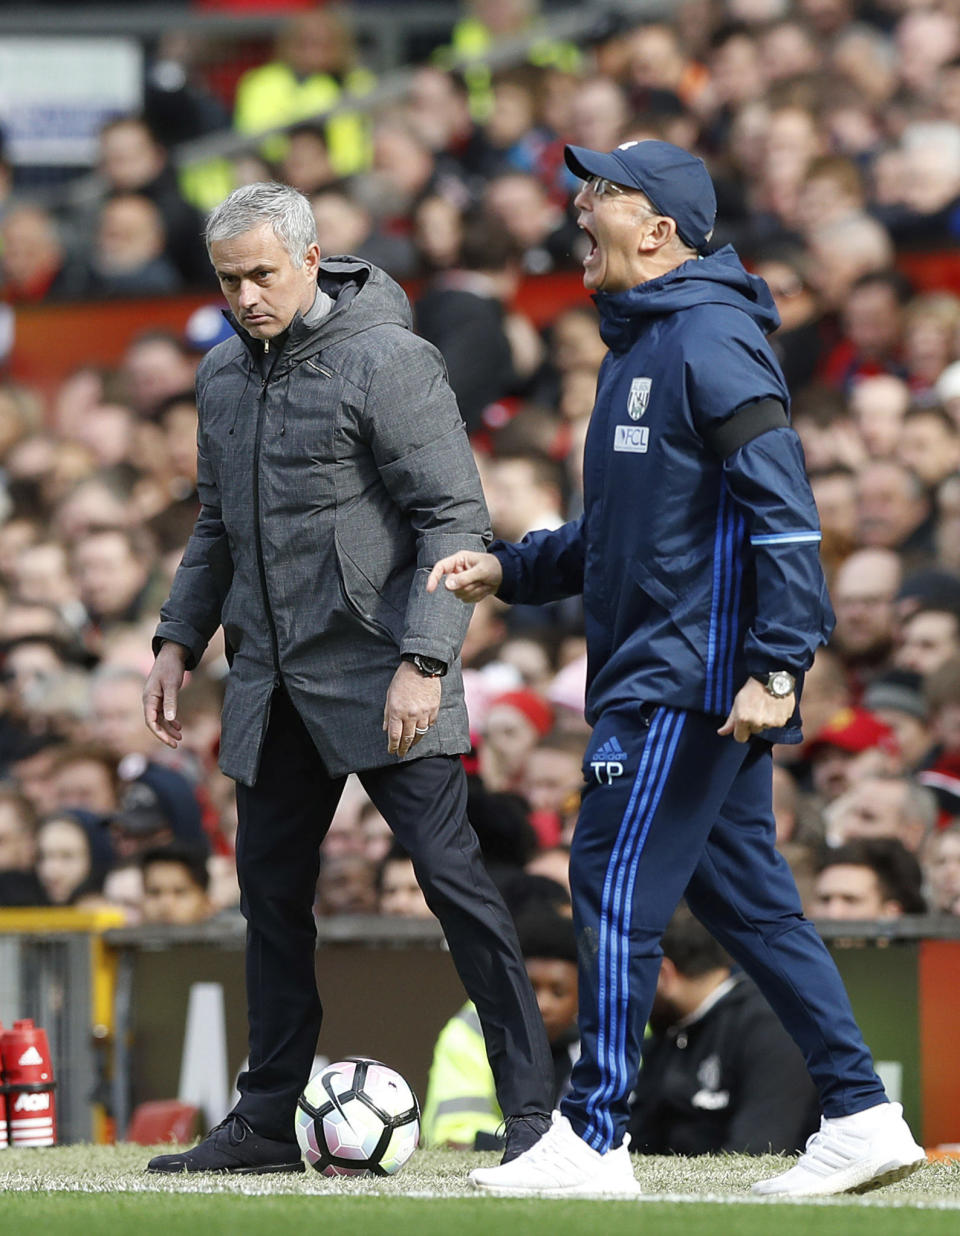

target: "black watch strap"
[402,653,447,678]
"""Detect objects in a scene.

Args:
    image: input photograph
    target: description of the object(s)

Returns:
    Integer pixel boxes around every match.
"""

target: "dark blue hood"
[594,245,780,354]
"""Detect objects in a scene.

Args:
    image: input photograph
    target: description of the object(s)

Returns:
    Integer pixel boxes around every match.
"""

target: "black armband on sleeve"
[703,397,789,459]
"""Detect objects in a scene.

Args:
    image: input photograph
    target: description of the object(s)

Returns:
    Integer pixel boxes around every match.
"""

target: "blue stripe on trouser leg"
[584,710,663,1150]
[600,709,685,1148]
[582,707,686,1151]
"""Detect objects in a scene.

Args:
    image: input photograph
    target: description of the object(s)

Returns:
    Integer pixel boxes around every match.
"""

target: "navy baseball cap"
[565,139,717,253]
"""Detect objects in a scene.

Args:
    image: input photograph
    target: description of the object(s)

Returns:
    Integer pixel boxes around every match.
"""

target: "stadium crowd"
[1,0,960,1142]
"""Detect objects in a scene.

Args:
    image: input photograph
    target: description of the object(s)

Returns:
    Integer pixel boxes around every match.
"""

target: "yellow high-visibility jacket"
[420,1002,501,1148]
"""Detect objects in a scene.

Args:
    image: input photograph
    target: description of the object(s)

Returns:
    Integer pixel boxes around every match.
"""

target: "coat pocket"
[334,539,401,644]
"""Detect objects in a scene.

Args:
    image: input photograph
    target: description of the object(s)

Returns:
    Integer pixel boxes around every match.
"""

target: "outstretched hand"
[426,551,503,604]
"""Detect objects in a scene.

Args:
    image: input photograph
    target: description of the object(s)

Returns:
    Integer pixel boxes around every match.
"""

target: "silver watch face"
[769,671,795,698]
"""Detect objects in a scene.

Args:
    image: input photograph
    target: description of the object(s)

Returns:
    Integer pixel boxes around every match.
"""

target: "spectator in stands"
[625,23,710,110]
[5,732,63,814]
[70,527,157,636]
[855,460,933,569]
[805,707,897,806]
[795,155,865,238]
[462,68,550,183]
[812,837,926,920]
[0,788,43,905]
[902,294,960,394]
[376,843,433,919]
[120,331,198,419]
[96,115,208,284]
[564,75,630,162]
[862,670,934,773]
[484,455,565,542]
[310,186,415,281]
[895,605,960,677]
[806,213,894,313]
[896,7,960,100]
[35,808,113,905]
[898,408,960,499]
[479,689,554,794]
[628,910,818,1156]
[412,193,465,275]
[519,731,585,844]
[438,0,579,121]
[894,122,960,248]
[81,195,180,299]
[87,667,158,761]
[314,854,378,917]
[140,843,214,925]
[403,67,474,162]
[52,475,134,545]
[1,632,70,708]
[278,124,336,197]
[751,246,825,393]
[849,376,910,461]
[108,766,207,860]
[922,823,960,916]
[0,205,82,303]
[49,743,121,816]
[415,217,525,433]
[233,7,374,177]
[824,774,937,854]
[830,548,902,689]
[823,271,911,392]
[99,860,144,924]
[484,172,583,275]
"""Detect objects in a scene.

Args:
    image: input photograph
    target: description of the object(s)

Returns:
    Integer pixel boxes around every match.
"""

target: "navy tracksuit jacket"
[492,247,885,1151]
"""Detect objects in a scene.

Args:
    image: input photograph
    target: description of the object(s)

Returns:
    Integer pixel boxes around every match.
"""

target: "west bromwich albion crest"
[627,377,652,419]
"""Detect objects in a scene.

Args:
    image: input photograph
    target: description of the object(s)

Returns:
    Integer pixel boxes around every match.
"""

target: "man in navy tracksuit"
[428,139,926,1197]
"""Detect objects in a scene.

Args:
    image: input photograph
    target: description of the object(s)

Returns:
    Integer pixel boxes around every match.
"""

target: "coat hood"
[225,255,414,364]
[593,245,780,354]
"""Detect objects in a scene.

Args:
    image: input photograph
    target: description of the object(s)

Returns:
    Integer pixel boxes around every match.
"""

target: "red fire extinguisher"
[0,1021,8,1149]
[0,1020,56,1147]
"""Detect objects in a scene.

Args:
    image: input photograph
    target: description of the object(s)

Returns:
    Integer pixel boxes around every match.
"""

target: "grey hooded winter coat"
[154,257,491,784]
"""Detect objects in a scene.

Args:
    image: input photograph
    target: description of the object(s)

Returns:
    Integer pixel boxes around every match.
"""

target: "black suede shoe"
[501,1112,552,1164]
[146,1114,305,1174]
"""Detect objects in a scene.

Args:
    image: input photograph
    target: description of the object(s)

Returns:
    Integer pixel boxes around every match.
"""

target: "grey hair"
[205,182,317,265]
[901,780,938,835]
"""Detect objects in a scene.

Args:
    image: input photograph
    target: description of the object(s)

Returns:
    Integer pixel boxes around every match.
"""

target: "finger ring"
[414,726,429,734]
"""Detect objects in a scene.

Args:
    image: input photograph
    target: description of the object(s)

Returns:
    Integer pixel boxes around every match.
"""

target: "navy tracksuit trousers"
[562,703,886,1153]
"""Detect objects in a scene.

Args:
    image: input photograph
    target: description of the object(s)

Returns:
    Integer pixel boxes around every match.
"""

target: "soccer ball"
[295,1057,420,1177]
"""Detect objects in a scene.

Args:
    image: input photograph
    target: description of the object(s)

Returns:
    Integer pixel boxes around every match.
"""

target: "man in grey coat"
[143,182,552,1174]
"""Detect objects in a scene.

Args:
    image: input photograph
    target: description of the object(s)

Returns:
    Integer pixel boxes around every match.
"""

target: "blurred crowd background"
[1,0,960,941]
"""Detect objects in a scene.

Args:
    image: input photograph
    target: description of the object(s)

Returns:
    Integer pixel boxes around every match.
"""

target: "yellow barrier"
[0,908,125,1143]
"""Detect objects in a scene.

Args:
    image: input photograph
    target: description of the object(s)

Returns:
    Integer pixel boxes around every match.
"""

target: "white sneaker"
[469,1111,642,1197]
[752,1102,926,1197]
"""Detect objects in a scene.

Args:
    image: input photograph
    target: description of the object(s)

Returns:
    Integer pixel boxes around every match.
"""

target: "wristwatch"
[402,653,448,678]
[752,670,796,699]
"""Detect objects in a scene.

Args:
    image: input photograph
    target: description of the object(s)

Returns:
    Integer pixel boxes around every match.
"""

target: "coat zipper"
[252,369,281,687]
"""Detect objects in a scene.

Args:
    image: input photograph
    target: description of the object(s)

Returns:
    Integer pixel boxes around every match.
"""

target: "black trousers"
[233,688,553,1139]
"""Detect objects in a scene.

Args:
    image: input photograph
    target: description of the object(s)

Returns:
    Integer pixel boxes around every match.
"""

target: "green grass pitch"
[1,1144,958,1236]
